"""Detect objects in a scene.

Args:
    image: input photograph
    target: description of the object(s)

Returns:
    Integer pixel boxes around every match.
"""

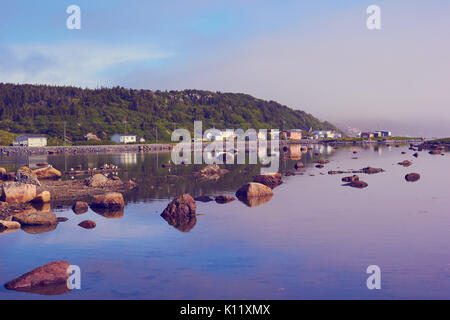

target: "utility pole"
[63,121,67,146]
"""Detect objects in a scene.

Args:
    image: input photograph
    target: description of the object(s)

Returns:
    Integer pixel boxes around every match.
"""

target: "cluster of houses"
[357,131,392,139]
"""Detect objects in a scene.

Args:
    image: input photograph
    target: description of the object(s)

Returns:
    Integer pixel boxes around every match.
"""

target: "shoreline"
[0,138,427,156]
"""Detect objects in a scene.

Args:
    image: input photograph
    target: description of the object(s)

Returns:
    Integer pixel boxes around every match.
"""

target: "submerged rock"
[72,201,89,214]
[405,173,420,182]
[4,261,71,295]
[15,166,41,186]
[316,159,330,165]
[85,174,109,187]
[215,195,235,204]
[360,167,384,174]
[1,182,36,203]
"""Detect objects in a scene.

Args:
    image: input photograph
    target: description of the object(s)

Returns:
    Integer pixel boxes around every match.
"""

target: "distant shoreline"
[0,138,427,156]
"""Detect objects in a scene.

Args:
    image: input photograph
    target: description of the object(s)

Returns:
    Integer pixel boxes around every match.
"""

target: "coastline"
[0,138,428,156]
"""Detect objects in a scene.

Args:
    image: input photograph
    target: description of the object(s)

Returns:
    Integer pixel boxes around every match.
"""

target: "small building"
[111,134,137,144]
[15,134,48,147]
[312,130,340,139]
[374,131,392,138]
[281,130,302,140]
[360,132,375,139]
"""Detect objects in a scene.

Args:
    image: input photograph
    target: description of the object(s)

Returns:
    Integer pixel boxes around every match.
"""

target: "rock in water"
[194,196,214,202]
[344,180,368,189]
[413,152,419,158]
[32,191,51,204]
[317,159,330,165]
[236,183,274,199]
[78,220,96,229]
[4,261,71,295]
[398,160,413,167]
[215,195,235,204]
[429,150,441,155]
[0,220,21,232]
[315,164,324,169]
[161,194,196,217]
[405,173,420,182]
[90,192,125,210]
[252,173,282,189]
[342,175,359,183]
[12,211,58,226]
[294,162,304,170]
[32,166,62,180]
[1,182,36,203]
[361,167,384,174]
[15,167,41,186]
[72,201,89,214]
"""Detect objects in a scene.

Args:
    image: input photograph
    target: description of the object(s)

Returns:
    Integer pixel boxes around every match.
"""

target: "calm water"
[0,144,449,299]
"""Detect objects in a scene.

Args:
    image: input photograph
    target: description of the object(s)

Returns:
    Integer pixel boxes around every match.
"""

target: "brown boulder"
[32,166,62,180]
[32,191,51,204]
[78,220,96,229]
[236,182,274,199]
[317,159,330,164]
[252,174,282,189]
[90,192,124,210]
[12,211,57,226]
[1,182,36,203]
[72,201,89,214]
[405,173,420,182]
[361,167,384,174]
[4,261,71,295]
[15,166,41,186]
[161,195,196,231]
[215,195,235,204]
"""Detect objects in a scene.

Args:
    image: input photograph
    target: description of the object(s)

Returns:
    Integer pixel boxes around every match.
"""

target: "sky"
[0,0,449,137]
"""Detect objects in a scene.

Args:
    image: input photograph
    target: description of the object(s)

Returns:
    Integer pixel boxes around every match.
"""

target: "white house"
[111,134,137,144]
[15,134,48,147]
[312,130,341,139]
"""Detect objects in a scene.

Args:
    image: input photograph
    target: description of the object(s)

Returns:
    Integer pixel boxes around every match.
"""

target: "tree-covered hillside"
[0,83,338,143]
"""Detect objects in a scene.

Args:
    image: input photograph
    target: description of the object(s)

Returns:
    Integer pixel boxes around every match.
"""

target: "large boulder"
[4,261,71,295]
[72,201,89,214]
[32,166,62,180]
[12,211,58,226]
[235,182,274,199]
[1,182,36,203]
[85,174,109,187]
[90,192,125,210]
[0,220,21,232]
[161,194,196,218]
[15,166,41,186]
[32,191,51,204]
[161,194,197,232]
[344,180,368,189]
[252,173,282,189]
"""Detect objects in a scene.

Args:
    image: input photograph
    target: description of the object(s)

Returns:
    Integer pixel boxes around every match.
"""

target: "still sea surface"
[0,144,449,299]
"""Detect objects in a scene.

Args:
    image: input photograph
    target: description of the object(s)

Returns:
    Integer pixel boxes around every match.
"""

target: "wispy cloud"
[0,42,174,87]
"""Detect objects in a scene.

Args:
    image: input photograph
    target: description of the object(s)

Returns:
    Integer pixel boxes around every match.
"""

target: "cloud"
[0,42,174,87]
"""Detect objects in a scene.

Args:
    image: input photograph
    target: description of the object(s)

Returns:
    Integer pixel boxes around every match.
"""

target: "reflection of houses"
[113,153,137,165]
[288,144,301,160]
[111,134,137,144]
[28,155,48,169]
[14,135,48,147]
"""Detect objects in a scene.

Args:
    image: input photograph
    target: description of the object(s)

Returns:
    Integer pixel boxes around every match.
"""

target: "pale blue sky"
[1,0,449,136]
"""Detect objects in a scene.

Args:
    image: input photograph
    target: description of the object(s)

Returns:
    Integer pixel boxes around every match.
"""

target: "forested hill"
[0,83,338,142]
